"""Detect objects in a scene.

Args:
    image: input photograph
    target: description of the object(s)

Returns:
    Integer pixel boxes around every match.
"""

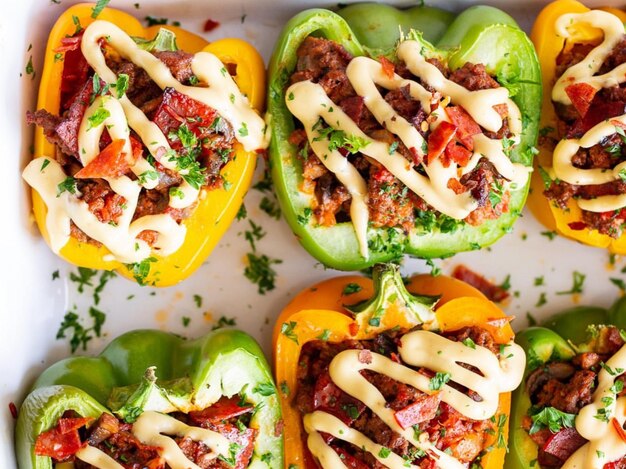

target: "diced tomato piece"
[35,426,84,460]
[348,322,359,336]
[371,167,395,183]
[313,373,365,426]
[408,146,423,166]
[394,394,441,429]
[379,56,395,79]
[75,139,133,179]
[203,18,220,32]
[567,221,587,231]
[58,417,93,434]
[565,82,597,118]
[332,447,371,469]
[130,135,144,161]
[445,106,481,150]
[427,121,457,165]
[188,396,253,424]
[444,141,472,168]
[55,35,82,53]
[452,265,510,303]
[153,88,217,150]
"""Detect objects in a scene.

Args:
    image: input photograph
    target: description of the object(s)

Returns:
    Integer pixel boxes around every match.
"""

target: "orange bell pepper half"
[528,0,626,252]
[273,263,517,469]
[28,3,265,286]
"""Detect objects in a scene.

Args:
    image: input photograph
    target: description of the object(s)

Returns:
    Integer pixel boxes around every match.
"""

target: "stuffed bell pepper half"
[273,263,526,468]
[507,298,626,468]
[529,0,626,252]
[268,5,541,270]
[22,3,267,286]
[15,329,283,468]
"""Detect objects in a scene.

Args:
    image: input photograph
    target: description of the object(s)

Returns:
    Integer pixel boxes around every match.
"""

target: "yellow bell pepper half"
[29,3,265,286]
[273,268,515,469]
[528,0,626,253]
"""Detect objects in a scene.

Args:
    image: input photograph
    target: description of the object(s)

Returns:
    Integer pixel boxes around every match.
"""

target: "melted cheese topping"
[561,345,626,468]
[551,11,626,214]
[304,330,525,468]
[23,20,266,263]
[132,411,230,469]
[286,39,529,258]
[74,445,124,469]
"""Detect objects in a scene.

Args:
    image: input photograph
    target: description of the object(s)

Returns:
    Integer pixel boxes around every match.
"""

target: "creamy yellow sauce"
[552,11,626,214]
[23,20,266,263]
[303,330,525,468]
[286,39,528,258]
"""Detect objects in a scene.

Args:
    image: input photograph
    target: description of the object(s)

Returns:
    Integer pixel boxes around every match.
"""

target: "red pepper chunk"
[445,106,481,150]
[379,56,395,80]
[34,417,92,460]
[188,396,254,423]
[427,121,457,164]
[393,393,441,429]
[203,19,220,32]
[565,82,597,118]
[444,141,472,167]
[75,139,133,179]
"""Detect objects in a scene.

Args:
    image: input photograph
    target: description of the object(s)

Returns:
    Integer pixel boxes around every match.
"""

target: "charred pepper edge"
[29,3,265,286]
[267,5,541,271]
[15,328,283,469]
[273,262,517,469]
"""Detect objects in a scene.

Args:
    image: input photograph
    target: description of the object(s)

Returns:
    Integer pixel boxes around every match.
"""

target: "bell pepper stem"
[345,263,438,328]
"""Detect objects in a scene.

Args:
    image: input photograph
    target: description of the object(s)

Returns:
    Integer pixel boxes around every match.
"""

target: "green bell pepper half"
[267,4,541,271]
[505,301,626,468]
[15,328,283,469]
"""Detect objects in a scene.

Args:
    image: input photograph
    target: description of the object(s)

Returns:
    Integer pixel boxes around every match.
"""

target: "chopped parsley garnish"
[343,283,362,295]
[378,447,392,458]
[112,73,129,99]
[57,177,78,196]
[535,292,547,307]
[252,382,276,396]
[40,159,51,172]
[238,122,249,137]
[297,207,313,226]
[182,316,191,327]
[260,196,281,220]
[169,186,185,199]
[25,56,35,78]
[87,106,111,130]
[91,0,110,18]
[317,329,331,341]
[244,253,281,294]
[211,316,237,330]
[72,15,83,34]
[428,372,451,391]
[462,338,476,349]
[138,170,158,185]
[280,321,298,344]
[529,407,576,434]
[236,204,247,221]
[243,220,265,252]
[556,271,586,295]
[124,256,158,286]
[312,119,370,154]
[56,307,106,354]
[193,294,202,308]
[611,277,626,292]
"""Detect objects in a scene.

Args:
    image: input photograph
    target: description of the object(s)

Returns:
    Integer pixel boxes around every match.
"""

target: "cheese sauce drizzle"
[551,11,626,213]
[286,39,529,258]
[561,345,626,468]
[304,330,525,468]
[22,20,266,263]
[132,411,231,469]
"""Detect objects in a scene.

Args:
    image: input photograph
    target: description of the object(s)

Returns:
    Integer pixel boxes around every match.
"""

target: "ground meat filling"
[523,326,626,468]
[288,36,513,233]
[295,327,501,468]
[36,396,257,469]
[26,31,237,247]
[545,37,626,237]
